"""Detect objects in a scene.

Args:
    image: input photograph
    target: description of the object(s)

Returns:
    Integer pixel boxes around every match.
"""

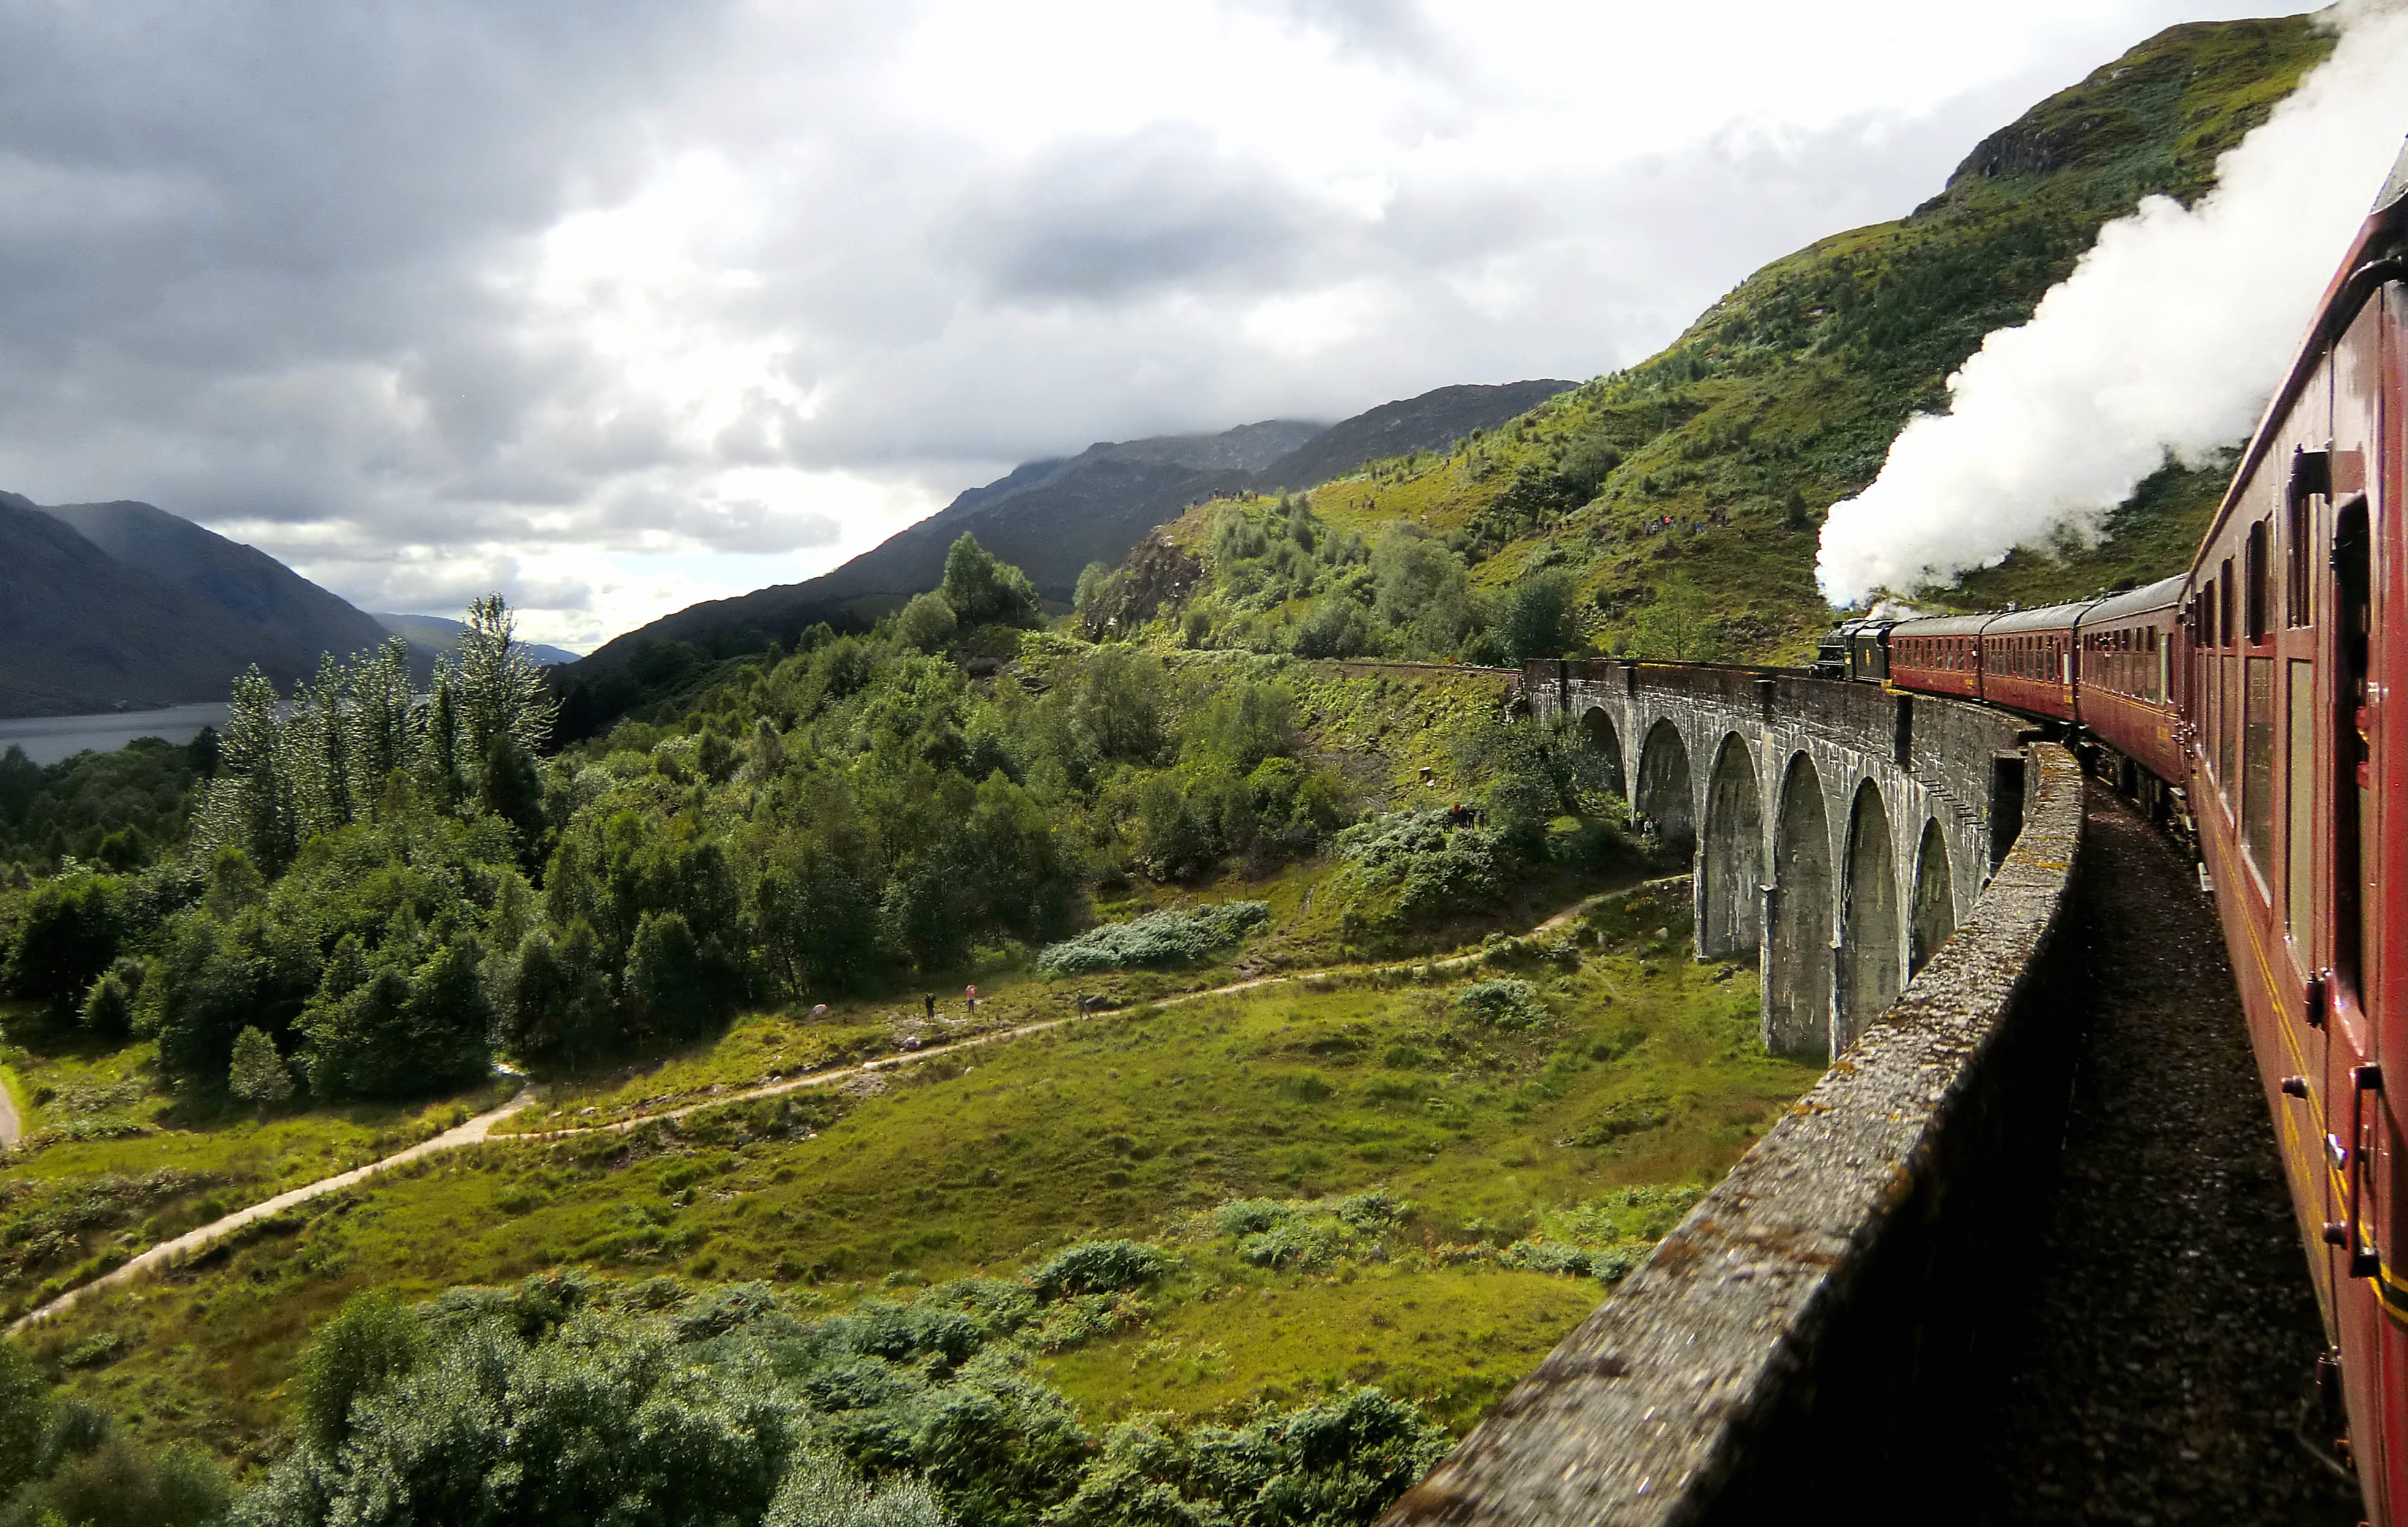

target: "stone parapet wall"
[1379,742,2086,1527]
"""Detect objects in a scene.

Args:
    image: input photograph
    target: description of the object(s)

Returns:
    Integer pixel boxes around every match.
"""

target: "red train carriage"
[2072,575,2185,792]
[1833,141,2408,1525]
[2182,147,2407,1522]
[1978,601,2095,722]
[1884,612,1988,698]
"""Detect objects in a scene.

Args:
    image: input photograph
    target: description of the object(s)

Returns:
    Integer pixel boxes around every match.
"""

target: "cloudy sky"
[0,0,2301,649]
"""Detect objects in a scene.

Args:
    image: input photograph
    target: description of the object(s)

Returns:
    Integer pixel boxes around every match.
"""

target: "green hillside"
[1091,17,2327,662]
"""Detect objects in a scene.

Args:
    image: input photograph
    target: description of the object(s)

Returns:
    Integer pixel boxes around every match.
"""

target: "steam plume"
[1816,2,2408,605]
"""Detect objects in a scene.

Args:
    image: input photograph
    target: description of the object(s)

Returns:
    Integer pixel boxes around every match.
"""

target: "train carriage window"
[2333,501,2371,995]
[2287,659,2315,940]
[2219,654,2238,801]
[2245,523,2270,643]
[2220,559,2235,649]
[2243,656,2273,877]
[2288,490,2313,628]
[2203,642,2220,782]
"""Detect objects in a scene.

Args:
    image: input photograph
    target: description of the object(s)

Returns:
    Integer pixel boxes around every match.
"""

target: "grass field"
[17,876,1819,1471]
[0,1007,513,1320]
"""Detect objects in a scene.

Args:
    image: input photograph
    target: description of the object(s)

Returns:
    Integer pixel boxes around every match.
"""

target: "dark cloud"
[946,129,1333,302]
[0,0,2279,646]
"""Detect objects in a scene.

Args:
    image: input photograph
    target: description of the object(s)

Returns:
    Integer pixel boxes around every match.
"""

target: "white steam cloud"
[1817,1,2408,605]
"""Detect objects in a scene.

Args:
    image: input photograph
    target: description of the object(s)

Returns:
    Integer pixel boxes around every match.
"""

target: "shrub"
[1036,903,1268,975]
[77,969,135,1039]
[1026,1240,1177,1298]
[1454,978,1548,1029]
[298,1289,429,1450]
[1329,811,1510,930]
[0,1338,48,1497]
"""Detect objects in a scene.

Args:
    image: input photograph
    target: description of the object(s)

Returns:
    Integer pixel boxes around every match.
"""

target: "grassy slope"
[28,881,1820,1465]
[1146,18,2327,657]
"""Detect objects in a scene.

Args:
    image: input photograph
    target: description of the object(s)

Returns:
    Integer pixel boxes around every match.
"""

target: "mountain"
[0,493,280,718]
[569,419,1322,680]
[563,381,1577,700]
[1103,15,2332,666]
[377,612,581,667]
[0,491,406,718]
[1250,381,1575,493]
[38,499,398,678]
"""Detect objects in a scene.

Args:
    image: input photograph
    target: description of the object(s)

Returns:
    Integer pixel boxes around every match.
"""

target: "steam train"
[1813,140,2408,1521]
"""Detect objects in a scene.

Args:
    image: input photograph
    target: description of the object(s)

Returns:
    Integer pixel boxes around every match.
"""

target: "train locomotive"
[1814,139,2408,1521]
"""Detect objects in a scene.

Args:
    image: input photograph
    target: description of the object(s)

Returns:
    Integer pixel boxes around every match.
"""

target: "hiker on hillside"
[965,983,979,1015]
[923,992,936,1021]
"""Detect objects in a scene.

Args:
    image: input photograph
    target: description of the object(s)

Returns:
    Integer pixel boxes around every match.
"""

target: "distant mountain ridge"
[0,491,409,718]
[376,612,580,667]
[1251,381,1573,494]
[567,381,1573,683]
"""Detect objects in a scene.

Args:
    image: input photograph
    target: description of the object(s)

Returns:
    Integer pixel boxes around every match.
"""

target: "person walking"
[923,992,936,1021]
[964,983,979,1015]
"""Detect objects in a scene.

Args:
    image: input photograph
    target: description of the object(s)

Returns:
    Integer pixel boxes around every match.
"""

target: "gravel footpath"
[1958,784,2362,1525]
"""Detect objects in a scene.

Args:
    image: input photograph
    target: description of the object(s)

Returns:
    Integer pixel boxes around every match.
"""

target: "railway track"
[1956,783,2361,1524]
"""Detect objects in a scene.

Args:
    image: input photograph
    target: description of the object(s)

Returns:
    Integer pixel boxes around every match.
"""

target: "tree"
[452,594,561,770]
[1189,680,1295,772]
[754,838,885,998]
[288,651,356,838]
[297,934,493,1099]
[1463,713,1621,833]
[418,672,467,809]
[623,910,744,1040]
[897,591,959,654]
[229,1025,293,1111]
[1371,532,1479,653]
[4,873,123,1010]
[1291,595,1373,659]
[195,666,298,870]
[479,732,547,858]
[349,637,421,786]
[1072,561,1115,623]
[498,920,615,1066]
[1494,570,1580,665]
[941,534,1042,627]
[141,906,317,1088]
[1072,650,1165,762]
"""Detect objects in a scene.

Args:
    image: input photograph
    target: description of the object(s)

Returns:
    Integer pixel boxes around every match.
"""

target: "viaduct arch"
[1546,660,2017,1063]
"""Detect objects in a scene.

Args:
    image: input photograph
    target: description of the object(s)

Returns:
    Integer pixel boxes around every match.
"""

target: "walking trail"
[0,1074,20,1153]
[9,879,1664,1335]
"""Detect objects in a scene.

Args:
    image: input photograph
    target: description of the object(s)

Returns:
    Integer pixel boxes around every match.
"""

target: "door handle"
[2323,1064,2384,1280]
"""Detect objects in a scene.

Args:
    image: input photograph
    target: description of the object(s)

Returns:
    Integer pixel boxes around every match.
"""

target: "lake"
[0,703,232,766]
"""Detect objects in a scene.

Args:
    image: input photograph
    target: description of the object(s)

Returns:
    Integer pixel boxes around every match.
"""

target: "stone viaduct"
[1380,661,2087,1526]
[1523,659,2032,1061]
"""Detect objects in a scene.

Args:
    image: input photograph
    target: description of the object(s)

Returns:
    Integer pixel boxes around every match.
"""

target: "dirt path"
[0,1073,20,1151]
[1952,786,2360,1524]
[9,880,1662,1335]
